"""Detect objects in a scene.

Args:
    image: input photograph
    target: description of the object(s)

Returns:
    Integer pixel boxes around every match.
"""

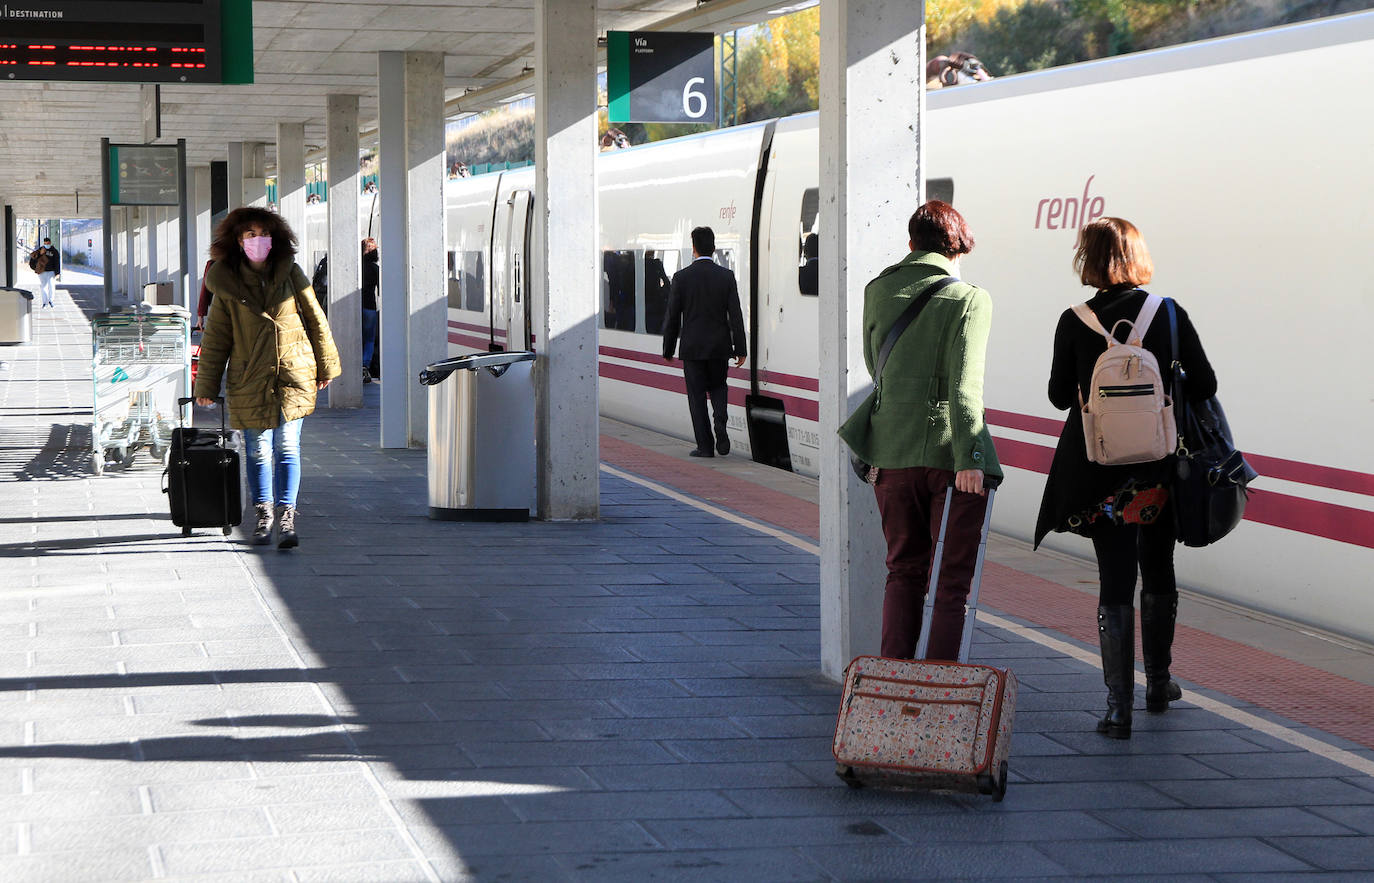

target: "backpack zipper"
[1098,383,1153,398]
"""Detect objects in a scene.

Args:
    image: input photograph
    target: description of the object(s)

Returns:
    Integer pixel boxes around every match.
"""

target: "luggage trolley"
[91,305,191,475]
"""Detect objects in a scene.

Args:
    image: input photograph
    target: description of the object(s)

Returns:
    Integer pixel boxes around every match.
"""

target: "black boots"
[1096,605,1134,739]
[1141,593,1183,713]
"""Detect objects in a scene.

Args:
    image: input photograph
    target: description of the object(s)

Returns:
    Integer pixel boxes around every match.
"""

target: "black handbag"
[1165,299,1257,547]
[848,276,960,483]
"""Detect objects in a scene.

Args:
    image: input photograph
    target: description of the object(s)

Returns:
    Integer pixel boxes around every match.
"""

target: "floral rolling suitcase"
[833,478,1016,800]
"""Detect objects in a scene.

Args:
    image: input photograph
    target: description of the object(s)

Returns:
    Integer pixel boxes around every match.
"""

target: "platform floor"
[1,281,1371,881]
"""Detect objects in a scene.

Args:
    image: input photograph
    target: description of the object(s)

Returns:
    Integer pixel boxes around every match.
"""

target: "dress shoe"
[689,448,714,458]
[716,436,730,456]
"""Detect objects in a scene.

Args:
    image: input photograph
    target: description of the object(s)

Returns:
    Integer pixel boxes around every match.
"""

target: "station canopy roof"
[0,0,802,218]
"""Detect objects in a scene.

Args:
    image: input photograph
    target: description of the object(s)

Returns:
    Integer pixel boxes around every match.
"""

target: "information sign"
[108,145,180,206]
[0,0,251,84]
[607,31,715,125]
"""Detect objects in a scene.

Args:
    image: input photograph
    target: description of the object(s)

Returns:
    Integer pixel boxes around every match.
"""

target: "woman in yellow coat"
[194,207,340,548]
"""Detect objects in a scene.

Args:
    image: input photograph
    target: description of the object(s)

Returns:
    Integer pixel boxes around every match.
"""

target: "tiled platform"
[1,280,1371,881]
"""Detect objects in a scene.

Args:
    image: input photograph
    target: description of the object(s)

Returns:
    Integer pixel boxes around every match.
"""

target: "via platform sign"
[607,31,714,125]
[108,145,180,206]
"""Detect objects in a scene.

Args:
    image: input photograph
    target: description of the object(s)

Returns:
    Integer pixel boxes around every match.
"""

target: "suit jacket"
[838,251,1002,478]
[660,257,747,360]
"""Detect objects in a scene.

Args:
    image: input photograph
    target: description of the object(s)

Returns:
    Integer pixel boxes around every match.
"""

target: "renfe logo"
[1035,175,1105,230]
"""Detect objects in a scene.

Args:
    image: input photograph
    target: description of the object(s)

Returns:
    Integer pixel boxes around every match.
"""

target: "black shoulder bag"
[849,276,960,483]
[1166,298,1257,546]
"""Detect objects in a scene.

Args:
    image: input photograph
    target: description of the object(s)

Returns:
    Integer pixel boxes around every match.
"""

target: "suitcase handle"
[915,477,999,663]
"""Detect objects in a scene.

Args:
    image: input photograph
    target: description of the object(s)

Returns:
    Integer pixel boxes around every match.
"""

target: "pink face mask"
[241,235,272,262]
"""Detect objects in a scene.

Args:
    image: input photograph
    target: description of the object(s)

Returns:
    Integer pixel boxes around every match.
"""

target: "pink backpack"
[1072,292,1177,466]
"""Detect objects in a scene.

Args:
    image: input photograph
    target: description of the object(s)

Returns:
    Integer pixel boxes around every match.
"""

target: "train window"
[928,178,955,205]
[446,252,462,310]
[601,250,636,331]
[644,249,677,335]
[798,187,820,297]
[448,251,486,312]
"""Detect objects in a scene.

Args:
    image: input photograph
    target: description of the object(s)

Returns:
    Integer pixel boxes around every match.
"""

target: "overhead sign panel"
[108,144,180,206]
[0,0,251,85]
[607,31,715,124]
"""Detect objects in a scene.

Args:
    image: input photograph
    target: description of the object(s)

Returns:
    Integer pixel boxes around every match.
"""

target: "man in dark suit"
[661,227,747,457]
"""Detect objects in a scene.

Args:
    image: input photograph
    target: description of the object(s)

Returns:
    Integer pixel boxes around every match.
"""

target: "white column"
[377,51,408,448]
[226,142,244,210]
[276,122,307,262]
[190,165,212,290]
[326,94,362,409]
[533,0,599,521]
[818,0,927,679]
[404,52,448,447]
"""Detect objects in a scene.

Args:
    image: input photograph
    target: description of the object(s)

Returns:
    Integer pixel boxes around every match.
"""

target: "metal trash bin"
[419,351,536,521]
[0,287,34,345]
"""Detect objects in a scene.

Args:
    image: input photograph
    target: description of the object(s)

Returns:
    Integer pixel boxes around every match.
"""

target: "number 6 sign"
[608,31,716,124]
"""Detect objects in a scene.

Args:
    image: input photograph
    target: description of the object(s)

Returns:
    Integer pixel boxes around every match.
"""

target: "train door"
[489,182,513,351]
[503,190,533,351]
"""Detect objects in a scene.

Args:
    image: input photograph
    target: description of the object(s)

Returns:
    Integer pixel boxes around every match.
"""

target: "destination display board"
[0,0,252,84]
[607,31,715,124]
[108,144,180,206]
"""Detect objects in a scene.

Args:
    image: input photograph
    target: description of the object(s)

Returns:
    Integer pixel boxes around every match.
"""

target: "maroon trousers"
[873,466,990,661]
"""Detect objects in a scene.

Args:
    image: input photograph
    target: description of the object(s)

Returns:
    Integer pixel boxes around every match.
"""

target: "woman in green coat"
[839,201,1002,661]
[194,207,340,548]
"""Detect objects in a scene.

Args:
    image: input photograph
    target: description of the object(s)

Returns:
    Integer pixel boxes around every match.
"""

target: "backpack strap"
[1071,302,1112,342]
[1131,290,1164,342]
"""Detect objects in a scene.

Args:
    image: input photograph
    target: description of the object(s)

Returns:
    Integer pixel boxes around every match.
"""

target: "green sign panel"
[607,31,714,124]
[109,145,181,205]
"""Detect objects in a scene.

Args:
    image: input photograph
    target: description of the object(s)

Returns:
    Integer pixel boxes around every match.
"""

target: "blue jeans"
[361,309,378,366]
[243,416,303,507]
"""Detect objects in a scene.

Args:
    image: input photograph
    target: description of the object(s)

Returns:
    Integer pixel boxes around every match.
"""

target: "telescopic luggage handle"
[914,473,1002,663]
[177,396,227,433]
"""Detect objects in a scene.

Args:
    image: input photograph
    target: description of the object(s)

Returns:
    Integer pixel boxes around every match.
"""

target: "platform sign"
[607,31,714,124]
[108,145,180,206]
[0,0,253,85]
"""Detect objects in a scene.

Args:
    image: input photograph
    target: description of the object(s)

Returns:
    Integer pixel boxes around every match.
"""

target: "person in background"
[798,232,819,296]
[194,259,216,332]
[1034,217,1217,739]
[194,207,340,550]
[28,237,60,308]
[361,238,379,384]
[660,226,747,458]
[838,201,1002,662]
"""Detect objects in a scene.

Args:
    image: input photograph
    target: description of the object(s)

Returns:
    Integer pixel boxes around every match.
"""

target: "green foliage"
[446,104,535,168]
[737,8,821,124]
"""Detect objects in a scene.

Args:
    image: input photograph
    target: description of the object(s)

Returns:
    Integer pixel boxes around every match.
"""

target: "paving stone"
[1150,777,1374,808]
[1035,836,1315,874]
[1095,806,1359,838]
[0,848,155,882]
[28,807,273,850]
[1309,804,1374,835]
[147,773,379,812]
[801,842,1067,879]
[460,739,679,768]
[553,846,829,881]
[408,818,660,857]
[157,829,415,875]
[1267,835,1374,870]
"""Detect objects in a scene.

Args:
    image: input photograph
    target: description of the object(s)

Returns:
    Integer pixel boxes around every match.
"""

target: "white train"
[336,14,1374,642]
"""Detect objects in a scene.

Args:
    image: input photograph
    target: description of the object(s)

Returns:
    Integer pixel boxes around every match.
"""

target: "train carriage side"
[924,12,1374,639]
[595,123,771,457]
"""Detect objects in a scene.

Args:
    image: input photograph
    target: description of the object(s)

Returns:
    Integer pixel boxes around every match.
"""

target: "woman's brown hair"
[209,206,297,265]
[1073,217,1153,289]
[908,200,975,258]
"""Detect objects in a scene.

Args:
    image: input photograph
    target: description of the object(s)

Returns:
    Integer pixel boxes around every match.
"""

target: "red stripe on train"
[598,361,819,422]
[598,344,820,392]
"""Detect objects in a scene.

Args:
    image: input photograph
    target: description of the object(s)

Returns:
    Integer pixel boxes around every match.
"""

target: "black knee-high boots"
[1140,593,1183,712]
[1096,605,1134,739]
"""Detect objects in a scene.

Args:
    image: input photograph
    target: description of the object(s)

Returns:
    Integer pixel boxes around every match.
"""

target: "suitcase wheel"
[222,527,232,536]
[835,764,863,789]
[181,526,191,537]
[994,760,1008,802]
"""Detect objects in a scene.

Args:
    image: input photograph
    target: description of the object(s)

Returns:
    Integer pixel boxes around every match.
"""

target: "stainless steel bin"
[0,287,34,345]
[419,351,536,521]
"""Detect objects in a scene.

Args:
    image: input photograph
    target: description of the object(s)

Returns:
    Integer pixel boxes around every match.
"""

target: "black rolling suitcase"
[163,397,242,537]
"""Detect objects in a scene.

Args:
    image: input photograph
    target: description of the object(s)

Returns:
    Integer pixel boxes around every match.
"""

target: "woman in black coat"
[1035,218,1216,740]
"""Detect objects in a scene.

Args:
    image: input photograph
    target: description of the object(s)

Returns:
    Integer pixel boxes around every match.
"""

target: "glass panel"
[463,251,486,312]
[928,177,955,206]
[798,187,820,296]
[643,249,678,336]
[446,251,462,309]
[601,250,636,331]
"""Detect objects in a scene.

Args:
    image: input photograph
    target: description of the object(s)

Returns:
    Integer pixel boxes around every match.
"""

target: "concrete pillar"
[377,51,408,448]
[244,142,268,208]
[404,52,448,447]
[818,0,927,679]
[326,94,362,409]
[1,202,10,287]
[532,0,600,521]
[226,142,244,210]
[277,122,307,265]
